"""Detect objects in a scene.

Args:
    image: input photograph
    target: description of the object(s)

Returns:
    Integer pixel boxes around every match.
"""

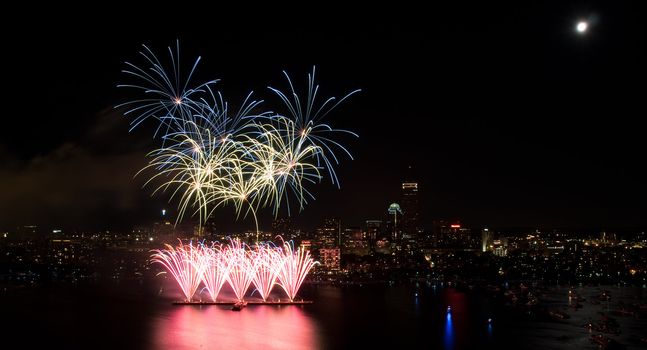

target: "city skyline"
[2,5,646,350]
[2,3,646,231]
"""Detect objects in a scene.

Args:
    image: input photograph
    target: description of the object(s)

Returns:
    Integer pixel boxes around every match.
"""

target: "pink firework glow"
[222,239,256,302]
[276,241,318,302]
[250,243,280,301]
[151,238,318,302]
[151,241,206,302]
[200,243,229,302]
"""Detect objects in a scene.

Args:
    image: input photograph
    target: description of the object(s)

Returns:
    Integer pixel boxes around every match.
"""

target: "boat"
[598,291,611,301]
[590,334,610,348]
[584,322,620,335]
[231,301,248,311]
[615,308,635,317]
[548,309,570,320]
[526,296,539,306]
[525,292,539,306]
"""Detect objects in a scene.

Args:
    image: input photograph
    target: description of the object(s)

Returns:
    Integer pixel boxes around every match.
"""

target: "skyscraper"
[481,228,492,252]
[365,220,383,247]
[319,248,341,271]
[387,203,403,241]
[401,166,420,238]
[320,218,341,248]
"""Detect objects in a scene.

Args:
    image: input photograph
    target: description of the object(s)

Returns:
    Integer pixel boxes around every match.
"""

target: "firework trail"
[276,240,319,302]
[222,239,256,302]
[200,242,229,302]
[120,41,358,229]
[267,67,360,188]
[117,41,217,139]
[250,243,281,301]
[151,238,318,302]
[151,241,206,302]
[238,117,323,216]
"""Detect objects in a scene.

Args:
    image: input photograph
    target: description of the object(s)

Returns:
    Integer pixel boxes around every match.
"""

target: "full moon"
[576,21,588,33]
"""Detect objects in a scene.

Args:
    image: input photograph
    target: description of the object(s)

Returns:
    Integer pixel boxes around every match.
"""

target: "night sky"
[2,3,645,232]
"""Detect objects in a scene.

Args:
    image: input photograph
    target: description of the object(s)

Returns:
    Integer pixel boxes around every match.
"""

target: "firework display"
[151,239,318,302]
[118,41,358,227]
[119,42,354,305]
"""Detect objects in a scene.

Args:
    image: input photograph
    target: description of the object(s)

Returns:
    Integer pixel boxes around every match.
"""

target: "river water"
[2,282,645,349]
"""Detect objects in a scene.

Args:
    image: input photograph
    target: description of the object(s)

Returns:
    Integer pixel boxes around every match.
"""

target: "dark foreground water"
[2,281,646,349]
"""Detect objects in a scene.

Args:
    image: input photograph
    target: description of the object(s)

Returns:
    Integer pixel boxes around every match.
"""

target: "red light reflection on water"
[153,305,319,349]
[444,288,468,350]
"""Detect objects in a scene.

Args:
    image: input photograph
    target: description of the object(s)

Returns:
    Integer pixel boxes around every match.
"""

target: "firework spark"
[267,67,361,188]
[275,240,318,302]
[200,243,229,302]
[151,238,318,302]
[119,42,358,228]
[151,241,206,302]
[250,243,280,301]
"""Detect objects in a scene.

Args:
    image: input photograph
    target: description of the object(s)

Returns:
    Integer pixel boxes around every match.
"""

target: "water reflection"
[154,305,319,349]
[444,311,454,350]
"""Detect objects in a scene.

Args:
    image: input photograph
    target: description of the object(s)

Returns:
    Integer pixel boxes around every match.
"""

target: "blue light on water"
[486,317,493,341]
[444,312,454,350]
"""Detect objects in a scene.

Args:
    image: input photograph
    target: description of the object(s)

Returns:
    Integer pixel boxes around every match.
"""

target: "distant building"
[343,227,368,255]
[319,248,341,271]
[344,227,364,240]
[387,203,403,241]
[16,225,39,237]
[301,240,312,252]
[374,238,391,254]
[401,170,420,238]
[431,220,478,250]
[492,238,508,257]
[318,218,341,248]
[365,220,382,250]
[272,217,292,238]
[481,228,492,253]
